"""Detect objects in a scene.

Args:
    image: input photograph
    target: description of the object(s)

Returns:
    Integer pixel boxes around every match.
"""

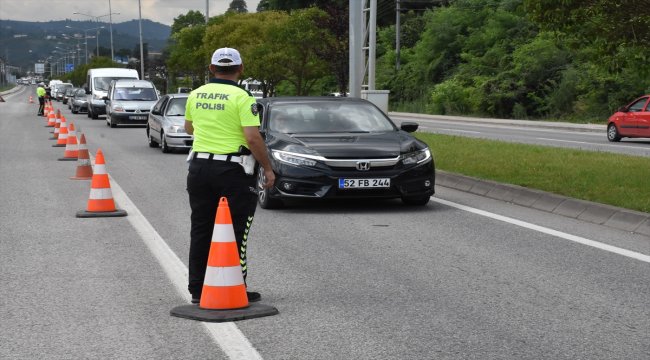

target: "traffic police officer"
[184,47,275,304]
[37,83,46,116]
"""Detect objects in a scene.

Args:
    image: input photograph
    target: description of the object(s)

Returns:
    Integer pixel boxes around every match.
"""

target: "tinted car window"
[628,98,648,112]
[269,102,395,134]
[165,98,188,116]
[94,77,134,91]
[113,87,157,101]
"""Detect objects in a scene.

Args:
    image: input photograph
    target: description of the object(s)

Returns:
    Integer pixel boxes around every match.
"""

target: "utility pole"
[396,0,401,70]
[206,0,209,23]
[109,0,114,61]
[349,0,362,98]
[138,0,145,79]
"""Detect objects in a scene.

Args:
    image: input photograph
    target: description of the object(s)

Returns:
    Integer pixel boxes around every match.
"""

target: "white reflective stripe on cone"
[89,188,114,200]
[203,266,245,287]
[212,223,236,243]
[78,158,91,166]
[93,164,106,174]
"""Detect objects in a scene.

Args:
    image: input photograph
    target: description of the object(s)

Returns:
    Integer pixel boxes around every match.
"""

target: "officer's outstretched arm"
[243,126,275,189]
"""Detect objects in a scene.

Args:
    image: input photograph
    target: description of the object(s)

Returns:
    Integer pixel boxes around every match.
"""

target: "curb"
[0,85,24,97]
[436,170,650,238]
[389,112,606,133]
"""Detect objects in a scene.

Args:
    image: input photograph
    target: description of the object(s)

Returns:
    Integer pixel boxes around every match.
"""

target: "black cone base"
[170,303,279,323]
[58,157,77,161]
[76,209,128,218]
[52,144,66,147]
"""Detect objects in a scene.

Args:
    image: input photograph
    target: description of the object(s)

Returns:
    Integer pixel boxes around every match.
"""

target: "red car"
[607,95,650,141]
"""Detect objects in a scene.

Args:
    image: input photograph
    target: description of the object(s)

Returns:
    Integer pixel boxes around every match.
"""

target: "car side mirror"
[102,96,109,101]
[85,87,90,94]
[618,106,628,113]
[400,122,419,133]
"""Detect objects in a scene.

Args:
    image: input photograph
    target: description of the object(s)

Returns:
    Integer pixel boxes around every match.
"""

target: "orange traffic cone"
[46,112,56,128]
[71,133,93,180]
[49,113,61,139]
[169,197,278,322]
[53,117,68,147]
[76,149,127,218]
[200,197,249,310]
[58,122,78,161]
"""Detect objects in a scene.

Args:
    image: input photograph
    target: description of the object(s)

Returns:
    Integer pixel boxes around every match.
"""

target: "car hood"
[267,131,425,158]
[164,115,186,126]
[115,100,157,111]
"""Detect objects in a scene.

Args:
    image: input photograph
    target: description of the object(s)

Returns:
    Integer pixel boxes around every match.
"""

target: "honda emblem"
[356,161,370,171]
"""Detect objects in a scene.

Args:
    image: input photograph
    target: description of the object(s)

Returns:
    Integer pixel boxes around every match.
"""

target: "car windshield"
[268,102,395,134]
[75,89,86,96]
[94,77,133,91]
[113,87,157,101]
[165,98,187,116]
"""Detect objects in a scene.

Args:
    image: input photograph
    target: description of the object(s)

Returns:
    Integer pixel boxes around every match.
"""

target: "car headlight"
[167,125,183,133]
[272,150,318,167]
[401,148,431,165]
[112,103,124,112]
[93,93,104,100]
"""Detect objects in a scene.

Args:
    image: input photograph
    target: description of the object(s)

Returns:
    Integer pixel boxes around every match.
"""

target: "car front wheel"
[147,127,159,148]
[257,166,283,209]
[607,123,621,142]
[161,131,171,153]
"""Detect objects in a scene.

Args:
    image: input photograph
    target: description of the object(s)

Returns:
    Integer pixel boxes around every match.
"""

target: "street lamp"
[66,25,104,64]
[73,11,119,59]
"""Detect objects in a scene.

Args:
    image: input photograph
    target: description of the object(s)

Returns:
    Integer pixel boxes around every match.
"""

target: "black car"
[255,97,435,208]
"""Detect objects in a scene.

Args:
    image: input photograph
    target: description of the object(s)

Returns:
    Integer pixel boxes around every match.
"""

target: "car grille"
[125,109,150,113]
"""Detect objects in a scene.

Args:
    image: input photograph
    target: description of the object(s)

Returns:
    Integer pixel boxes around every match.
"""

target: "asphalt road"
[2,86,649,359]
[390,113,650,157]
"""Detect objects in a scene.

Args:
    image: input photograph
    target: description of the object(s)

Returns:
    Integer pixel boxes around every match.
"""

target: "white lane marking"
[396,116,604,136]
[535,137,647,151]
[433,197,650,263]
[436,128,482,134]
[108,173,264,360]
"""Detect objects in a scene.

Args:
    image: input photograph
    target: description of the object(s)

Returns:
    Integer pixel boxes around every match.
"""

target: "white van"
[85,68,139,119]
[105,79,159,128]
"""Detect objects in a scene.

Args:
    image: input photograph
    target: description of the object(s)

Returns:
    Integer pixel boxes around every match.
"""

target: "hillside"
[0,19,170,68]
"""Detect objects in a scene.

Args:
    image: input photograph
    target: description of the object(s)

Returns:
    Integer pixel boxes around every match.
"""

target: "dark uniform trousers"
[187,157,258,298]
[38,97,45,116]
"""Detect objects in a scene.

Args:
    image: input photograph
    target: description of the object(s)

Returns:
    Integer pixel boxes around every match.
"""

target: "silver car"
[147,93,193,153]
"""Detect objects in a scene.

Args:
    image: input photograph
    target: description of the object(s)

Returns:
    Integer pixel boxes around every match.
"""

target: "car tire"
[401,195,431,206]
[161,131,171,153]
[109,115,117,128]
[147,127,159,148]
[87,110,91,118]
[607,123,621,142]
[257,166,283,209]
[72,106,78,114]
[91,109,99,119]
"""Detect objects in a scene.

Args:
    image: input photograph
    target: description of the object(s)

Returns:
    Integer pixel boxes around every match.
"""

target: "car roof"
[113,79,154,88]
[256,96,367,105]
[165,93,189,99]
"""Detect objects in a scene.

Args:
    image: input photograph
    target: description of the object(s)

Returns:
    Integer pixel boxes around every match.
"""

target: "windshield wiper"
[166,114,184,116]
[131,98,156,101]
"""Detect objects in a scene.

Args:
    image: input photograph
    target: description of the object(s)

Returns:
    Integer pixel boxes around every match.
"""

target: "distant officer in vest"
[184,47,275,304]
[37,83,46,116]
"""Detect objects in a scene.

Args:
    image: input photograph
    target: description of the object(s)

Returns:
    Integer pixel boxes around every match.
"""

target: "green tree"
[227,0,249,13]
[171,10,206,35]
[203,11,290,97]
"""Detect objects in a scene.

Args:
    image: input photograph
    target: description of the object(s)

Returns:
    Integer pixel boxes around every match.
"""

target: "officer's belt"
[194,152,242,163]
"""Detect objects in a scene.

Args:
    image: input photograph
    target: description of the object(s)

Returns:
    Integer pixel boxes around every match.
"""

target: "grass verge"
[415,133,650,213]
[0,84,16,93]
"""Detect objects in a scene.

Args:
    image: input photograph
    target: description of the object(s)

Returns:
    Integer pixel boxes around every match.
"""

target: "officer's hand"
[262,168,275,189]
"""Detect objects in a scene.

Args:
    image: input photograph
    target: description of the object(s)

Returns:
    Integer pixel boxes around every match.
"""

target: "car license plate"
[130,116,147,120]
[338,178,390,189]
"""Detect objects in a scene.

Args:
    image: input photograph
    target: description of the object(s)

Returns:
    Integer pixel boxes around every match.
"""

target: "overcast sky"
[0,0,261,26]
